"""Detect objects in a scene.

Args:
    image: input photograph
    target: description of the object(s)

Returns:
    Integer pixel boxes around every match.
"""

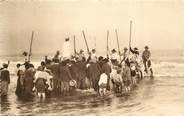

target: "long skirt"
[1,81,9,96]
[15,77,24,97]
[92,78,99,92]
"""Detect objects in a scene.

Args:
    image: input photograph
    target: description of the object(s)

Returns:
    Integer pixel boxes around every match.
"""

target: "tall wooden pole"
[129,21,132,54]
[82,30,90,54]
[28,31,34,62]
[106,30,109,58]
[94,37,96,50]
[74,35,77,56]
[115,29,121,61]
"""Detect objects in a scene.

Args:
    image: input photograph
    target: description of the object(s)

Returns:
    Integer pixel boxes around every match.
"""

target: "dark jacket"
[142,50,151,61]
[101,63,111,77]
[51,64,60,80]
[0,69,10,83]
[75,61,87,80]
[59,65,72,82]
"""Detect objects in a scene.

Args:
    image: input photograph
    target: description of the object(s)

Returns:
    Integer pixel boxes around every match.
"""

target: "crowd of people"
[0,38,153,99]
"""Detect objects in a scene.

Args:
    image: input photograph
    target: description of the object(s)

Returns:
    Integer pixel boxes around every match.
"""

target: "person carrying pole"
[115,29,121,62]
[28,31,34,62]
[106,30,109,58]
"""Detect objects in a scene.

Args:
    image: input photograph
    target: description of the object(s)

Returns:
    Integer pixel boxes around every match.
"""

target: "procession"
[0,29,153,99]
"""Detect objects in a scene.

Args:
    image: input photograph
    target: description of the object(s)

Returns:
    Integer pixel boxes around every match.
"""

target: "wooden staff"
[73,35,77,56]
[82,30,90,54]
[106,30,109,58]
[115,29,121,60]
[94,37,96,50]
[129,20,132,54]
[28,31,34,62]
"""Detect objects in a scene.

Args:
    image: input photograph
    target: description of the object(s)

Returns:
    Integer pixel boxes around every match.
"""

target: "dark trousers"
[143,59,148,72]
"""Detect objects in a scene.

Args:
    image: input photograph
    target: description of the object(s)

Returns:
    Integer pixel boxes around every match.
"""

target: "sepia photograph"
[0,0,184,115]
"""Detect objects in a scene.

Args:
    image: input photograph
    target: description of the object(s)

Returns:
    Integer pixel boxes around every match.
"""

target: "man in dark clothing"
[59,61,73,95]
[98,56,104,68]
[0,63,10,96]
[142,46,151,73]
[87,61,102,92]
[75,60,87,89]
[50,63,60,95]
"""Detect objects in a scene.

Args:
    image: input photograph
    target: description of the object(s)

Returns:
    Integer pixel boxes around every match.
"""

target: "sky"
[0,0,184,55]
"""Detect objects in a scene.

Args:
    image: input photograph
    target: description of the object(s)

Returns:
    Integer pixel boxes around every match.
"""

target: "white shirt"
[62,41,71,59]
[111,52,118,60]
[90,53,97,63]
[34,71,52,84]
[98,73,108,85]
[113,73,123,83]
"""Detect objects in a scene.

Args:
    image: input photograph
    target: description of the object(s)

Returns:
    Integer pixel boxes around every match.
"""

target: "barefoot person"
[142,46,151,73]
[34,67,50,99]
[122,61,131,93]
[112,69,123,93]
[98,72,108,96]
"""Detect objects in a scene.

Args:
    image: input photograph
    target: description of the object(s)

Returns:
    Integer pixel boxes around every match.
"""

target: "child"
[98,73,108,96]
[147,60,154,78]
[34,67,50,99]
[112,69,123,93]
[122,61,131,93]
[130,65,137,85]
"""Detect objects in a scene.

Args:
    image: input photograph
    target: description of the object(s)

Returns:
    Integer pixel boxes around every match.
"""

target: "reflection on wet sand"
[1,75,184,116]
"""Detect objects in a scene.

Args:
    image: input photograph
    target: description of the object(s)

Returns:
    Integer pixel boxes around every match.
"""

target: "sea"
[1,49,184,116]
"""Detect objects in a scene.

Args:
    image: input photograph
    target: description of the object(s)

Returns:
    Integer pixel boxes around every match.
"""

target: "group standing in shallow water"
[0,38,153,99]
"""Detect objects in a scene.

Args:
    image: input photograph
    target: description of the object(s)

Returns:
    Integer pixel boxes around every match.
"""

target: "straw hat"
[69,80,77,87]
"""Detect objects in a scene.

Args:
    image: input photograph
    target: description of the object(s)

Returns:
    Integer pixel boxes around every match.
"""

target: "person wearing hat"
[0,63,10,96]
[129,46,140,64]
[90,49,97,63]
[62,37,72,60]
[130,47,139,55]
[142,46,151,73]
[112,69,123,93]
[53,50,61,63]
[111,49,119,65]
[120,47,129,64]
[76,49,85,61]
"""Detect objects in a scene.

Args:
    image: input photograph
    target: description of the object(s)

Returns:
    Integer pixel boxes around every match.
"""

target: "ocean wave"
[1,58,184,77]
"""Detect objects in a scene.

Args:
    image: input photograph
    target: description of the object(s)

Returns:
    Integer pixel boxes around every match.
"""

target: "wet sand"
[1,75,184,116]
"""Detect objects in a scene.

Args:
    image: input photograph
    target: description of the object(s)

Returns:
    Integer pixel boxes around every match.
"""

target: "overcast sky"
[0,0,184,55]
